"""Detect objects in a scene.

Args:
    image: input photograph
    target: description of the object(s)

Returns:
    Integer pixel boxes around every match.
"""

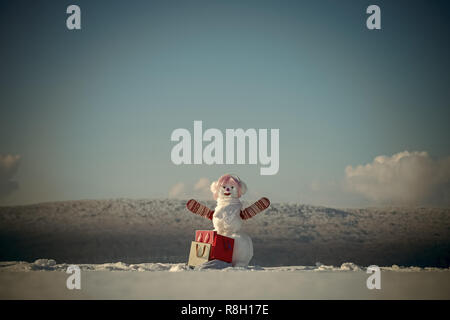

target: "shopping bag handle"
[196,243,207,257]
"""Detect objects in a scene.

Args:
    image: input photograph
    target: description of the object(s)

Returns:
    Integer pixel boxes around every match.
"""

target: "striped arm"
[240,197,270,220]
[186,199,214,220]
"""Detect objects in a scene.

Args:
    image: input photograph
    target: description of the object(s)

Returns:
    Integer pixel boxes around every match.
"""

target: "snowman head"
[210,174,247,200]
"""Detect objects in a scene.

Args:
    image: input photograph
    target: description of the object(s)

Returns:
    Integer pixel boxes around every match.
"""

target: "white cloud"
[168,182,186,199]
[193,177,211,198]
[310,180,320,192]
[168,177,211,200]
[0,154,21,198]
[345,151,450,206]
[194,177,210,191]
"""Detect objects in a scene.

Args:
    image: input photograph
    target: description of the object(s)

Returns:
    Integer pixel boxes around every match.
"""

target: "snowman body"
[186,174,270,268]
[212,198,253,267]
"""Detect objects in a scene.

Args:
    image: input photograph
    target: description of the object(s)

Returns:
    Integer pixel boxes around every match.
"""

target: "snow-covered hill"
[0,199,449,267]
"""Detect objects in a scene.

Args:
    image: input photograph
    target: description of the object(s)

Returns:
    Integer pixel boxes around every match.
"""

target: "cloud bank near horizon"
[168,151,450,207]
[169,177,211,200]
[0,154,21,199]
[345,151,450,206]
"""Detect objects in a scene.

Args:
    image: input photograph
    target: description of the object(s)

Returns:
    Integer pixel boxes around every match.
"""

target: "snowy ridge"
[0,198,449,267]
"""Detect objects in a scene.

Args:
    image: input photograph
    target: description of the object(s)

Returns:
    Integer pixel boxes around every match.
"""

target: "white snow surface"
[1,259,449,300]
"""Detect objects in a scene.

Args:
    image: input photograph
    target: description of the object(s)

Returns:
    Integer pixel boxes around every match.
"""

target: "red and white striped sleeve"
[240,197,270,220]
[186,199,214,220]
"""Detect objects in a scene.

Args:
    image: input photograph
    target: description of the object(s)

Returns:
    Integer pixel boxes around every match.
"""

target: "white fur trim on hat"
[210,181,219,194]
[240,180,247,196]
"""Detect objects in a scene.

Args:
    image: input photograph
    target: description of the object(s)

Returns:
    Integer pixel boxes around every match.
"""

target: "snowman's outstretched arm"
[186,199,214,220]
[240,197,270,220]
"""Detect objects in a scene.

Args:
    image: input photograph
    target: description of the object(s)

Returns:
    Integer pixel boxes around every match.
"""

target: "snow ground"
[0,260,449,299]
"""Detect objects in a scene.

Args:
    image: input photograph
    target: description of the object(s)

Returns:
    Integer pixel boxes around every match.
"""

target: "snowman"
[186,174,270,267]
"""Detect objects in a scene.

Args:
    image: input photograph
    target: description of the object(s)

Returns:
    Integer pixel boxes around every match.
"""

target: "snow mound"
[340,262,362,271]
[31,259,57,270]
[194,259,233,270]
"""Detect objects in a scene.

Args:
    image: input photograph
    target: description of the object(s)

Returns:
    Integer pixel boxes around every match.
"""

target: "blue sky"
[1,0,449,207]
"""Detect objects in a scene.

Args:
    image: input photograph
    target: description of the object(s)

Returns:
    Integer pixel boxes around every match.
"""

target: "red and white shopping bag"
[195,230,234,263]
